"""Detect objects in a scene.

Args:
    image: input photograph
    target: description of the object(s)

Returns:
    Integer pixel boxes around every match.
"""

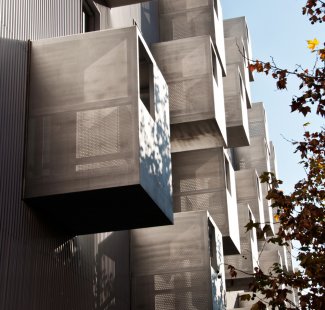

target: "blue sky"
[221,0,324,193]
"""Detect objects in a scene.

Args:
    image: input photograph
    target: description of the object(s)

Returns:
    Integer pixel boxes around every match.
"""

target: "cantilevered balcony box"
[235,169,265,233]
[152,35,227,152]
[234,136,274,236]
[225,205,259,291]
[223,16,254,82]
[158,0,226,75]
[248,102,270,144]
[23,26,173,235]
[224,36,252,108]
[172,148,240,255]
[223,64,250,147]
[131,211,226,310]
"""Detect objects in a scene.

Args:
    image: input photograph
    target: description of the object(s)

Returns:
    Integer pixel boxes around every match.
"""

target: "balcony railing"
[24,26,173,234]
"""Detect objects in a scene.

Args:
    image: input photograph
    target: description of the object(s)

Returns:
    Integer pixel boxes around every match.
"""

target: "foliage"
[228,1,325,309]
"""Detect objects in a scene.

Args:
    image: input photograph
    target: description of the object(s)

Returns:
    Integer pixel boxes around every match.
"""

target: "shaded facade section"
[152,35,227,152]
[172,148,240,255]
[24,27,173,234]
[131,211,226,310]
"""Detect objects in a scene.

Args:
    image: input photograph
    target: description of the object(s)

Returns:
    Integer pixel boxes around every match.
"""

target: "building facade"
[0,0,295,309]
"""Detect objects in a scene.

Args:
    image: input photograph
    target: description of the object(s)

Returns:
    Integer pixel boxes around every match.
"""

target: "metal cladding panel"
[172,148,240,255]
[223,64,250,147]
[131,211,226,310]
[139,57,173,223]
[0,0,81,40]
[248,102,270,145]
[235,169,265,230]
[158,0,226,75]
[234,136,274,235]
[223,16,254,82]
[0,40,130,309]
[24,27,173,233]
[224,36,251,108]
[225,204,259,284]
[25,27,139,198]
[152,36,227,146]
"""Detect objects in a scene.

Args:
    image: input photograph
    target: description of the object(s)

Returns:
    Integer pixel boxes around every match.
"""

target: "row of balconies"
[21,1,290,307]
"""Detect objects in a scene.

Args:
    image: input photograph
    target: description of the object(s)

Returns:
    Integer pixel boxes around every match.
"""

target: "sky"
[221,0,324,193]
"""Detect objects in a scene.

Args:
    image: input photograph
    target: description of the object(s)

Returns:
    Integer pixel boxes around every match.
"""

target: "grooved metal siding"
[0,0,82,40]
[0,1,129,309]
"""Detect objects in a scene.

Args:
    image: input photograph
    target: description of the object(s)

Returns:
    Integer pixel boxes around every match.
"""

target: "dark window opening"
[239,74,243,99]
[256,176,261,200]
[138,38,155,120]
[82,0,99,33]
[213,0,219,18]
[212,47,218,85]
[208,220,218,272]
[225,157,231,194]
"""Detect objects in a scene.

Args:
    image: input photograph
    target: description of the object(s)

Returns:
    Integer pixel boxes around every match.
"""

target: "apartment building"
[0,0,295,309]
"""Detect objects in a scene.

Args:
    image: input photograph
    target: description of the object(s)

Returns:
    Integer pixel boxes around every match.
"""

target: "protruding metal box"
[224,204,259,290]
[152,35,227,152]
[234,102,275,236]
[24,26,173,234]
[172,148,240,255]
[235,169,265,232]
[223,64,250,147]
[223,16,254,82]
[158,0,226,75]
[224,36,252,108]
[131,210,226,310]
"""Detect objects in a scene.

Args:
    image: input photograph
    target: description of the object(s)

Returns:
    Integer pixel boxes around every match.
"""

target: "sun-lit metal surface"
[105,0,151,8]
[223,16,254,82]
[234,102,275,236]
[172,148,240,255]
[24,26,173,234]
[158,0,226,75]
[131,210,226,310]
[152,35,227,150]
[223,64,250,147]
[235,169,265,233]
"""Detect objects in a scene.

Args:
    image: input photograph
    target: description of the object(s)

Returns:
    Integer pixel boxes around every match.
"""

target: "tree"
[228,1,325,309]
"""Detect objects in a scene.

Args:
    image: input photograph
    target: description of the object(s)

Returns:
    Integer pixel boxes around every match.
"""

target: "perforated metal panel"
[24,26,173,233]
[224,36,251,108]
[172,148,240,255]
[223,16,254,82]
[152,35,227,148]
[223,64,250,147]
[158,0,226,74]
[131,211,226,310]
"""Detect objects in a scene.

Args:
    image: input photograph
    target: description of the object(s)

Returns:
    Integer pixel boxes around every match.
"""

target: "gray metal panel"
[24,26,173,233]
[225,204,258,284]
[172,148,240,255]
[224,36,251,108]
[223,64,250,147]
[235,169,265,231]
[25,27,139,198]
[0,0,82,40]
[223,16,254,82]
[158,0,226,75]
[152,35,227,147]
[131,211,226,310]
